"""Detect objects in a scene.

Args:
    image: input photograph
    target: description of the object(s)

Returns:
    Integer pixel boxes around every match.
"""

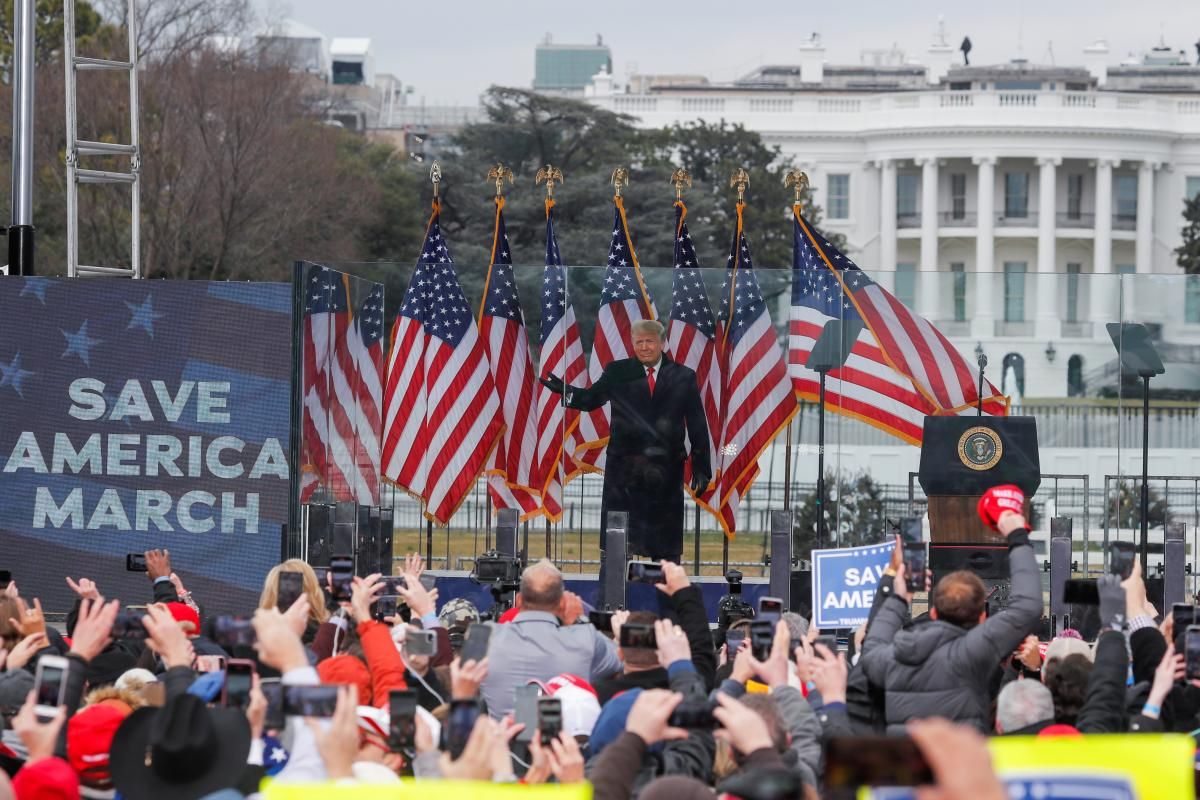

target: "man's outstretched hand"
[689,472,710,494]
[539,374,565,395]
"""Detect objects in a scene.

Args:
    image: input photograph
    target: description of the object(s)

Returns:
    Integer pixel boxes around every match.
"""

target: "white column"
[917,156,940,318]
[1036,156,1061,339]
[1136,161,1155,273]
[878,159,897,291]
[1089,158,1117,328]
[972,156,996,338]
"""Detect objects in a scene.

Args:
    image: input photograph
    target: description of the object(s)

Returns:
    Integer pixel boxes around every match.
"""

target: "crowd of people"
[0,486,1195,798]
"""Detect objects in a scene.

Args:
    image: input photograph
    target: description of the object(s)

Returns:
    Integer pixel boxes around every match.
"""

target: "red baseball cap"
[68,700,134,789]
[164,602,200,635]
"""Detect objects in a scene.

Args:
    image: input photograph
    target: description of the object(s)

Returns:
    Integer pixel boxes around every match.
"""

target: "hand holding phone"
[442,699,481,759]
[283,685,341,717]
[330,555,354,602]
[277,571,304,612]
[33,655,69,720]
[460,623,491,663]
[748,620,775,661]
[619,623,656,649]
[512,685,540,744]
[125,553,148,572]
[1173,603,1197,630]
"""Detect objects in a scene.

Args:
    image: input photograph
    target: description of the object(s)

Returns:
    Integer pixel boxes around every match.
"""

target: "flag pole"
[784,171,810,525]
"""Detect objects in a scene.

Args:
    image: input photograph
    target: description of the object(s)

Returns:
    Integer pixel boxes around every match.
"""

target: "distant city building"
[583,30,1200,398]
[534,34,612,96]
[330,38,375,87]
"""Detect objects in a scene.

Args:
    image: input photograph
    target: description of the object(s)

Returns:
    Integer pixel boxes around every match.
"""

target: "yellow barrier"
[266,779,593,800]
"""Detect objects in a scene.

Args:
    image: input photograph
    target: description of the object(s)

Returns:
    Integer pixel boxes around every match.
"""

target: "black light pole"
[805,319,863,550]
[1106,323,1165,567]
[976,348,988,416]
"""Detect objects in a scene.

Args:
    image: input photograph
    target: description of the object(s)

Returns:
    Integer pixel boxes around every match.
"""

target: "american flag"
[710,206,799,536]
[665,201,720,506]
[349,283,385,506]
[381,202,504,525]
[789,209,1007,445]
[575,197,658,470]
[301,266,363,502]
[531,200,589,521]
[478,198,541,519]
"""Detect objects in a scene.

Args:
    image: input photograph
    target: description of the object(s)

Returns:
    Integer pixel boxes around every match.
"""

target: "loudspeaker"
[378,508,394,575]
[769,510,793,610]
[1049,517,1073,619]
[1164,521,1187,611]
[495,509,519,558]
[602,512,628,610]
[305,503,335,566]
[790,569,813,620]
[333,501,357,557]
[356,505,375,578]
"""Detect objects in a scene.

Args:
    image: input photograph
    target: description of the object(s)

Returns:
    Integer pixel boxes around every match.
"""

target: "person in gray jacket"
[859,508,1042,733]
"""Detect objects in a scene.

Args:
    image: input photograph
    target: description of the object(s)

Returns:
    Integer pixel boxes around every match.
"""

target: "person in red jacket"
[317,574,407,709]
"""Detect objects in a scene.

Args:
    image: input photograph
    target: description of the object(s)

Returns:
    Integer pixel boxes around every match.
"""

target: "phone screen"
[223,661,255,709]
[282,685,340,718]
[903,542,926,593]
[588,610,615,631]
[330,555,354,602]
[403,629,436,658]
[389,690,417,750]
[757,596,784,624]
[34,660,66,710]
[277,571,304,612]
[460,623,491,663]
[537,697,563,745]
[213,616,256,650]
[262,682,284,730]
[126,553,148,572]
[1174,604,1197,630]
[513,685,540,743]
[1108,542,1136,579]
[626,561,665,585]
[373,595,399,622]
[1187,626,1200,681]
[899,517,922,544]
[443,699,480,759]
[0,570,11,588]
[619,623,656,649]
[725,630,747,657]
[825,735,934,789]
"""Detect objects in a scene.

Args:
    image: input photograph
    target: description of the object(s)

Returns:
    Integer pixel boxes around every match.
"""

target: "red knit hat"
[317,656,372,706]
[165,602,200,636]
[68,700,134,788]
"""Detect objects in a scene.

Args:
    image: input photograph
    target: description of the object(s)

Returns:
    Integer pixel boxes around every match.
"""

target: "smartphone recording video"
[282,685,341,718]
[222,660,255,709]
[757,596,784,624]
[389,690,417,751]
[460,623,491,663]
[626,560,665,585]
[748,620,775,661]
[330,555,354,602]
[618,622,656,650]
[902,542,927,593]
[537,697,563,745]
[442,699,481,759]
[277,571,304,612]
[1186,625,1200,682]
[33,656,69,719]
[125,553,148,572]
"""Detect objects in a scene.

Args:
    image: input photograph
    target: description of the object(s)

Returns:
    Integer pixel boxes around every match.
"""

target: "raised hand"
[65,576,100,601]
[539,373,566,395]
[68,598,120,662]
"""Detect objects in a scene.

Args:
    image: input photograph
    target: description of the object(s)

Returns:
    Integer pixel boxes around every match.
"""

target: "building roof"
[330,38,371,57]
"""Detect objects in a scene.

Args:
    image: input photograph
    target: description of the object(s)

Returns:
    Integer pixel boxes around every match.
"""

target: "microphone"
[976,352,988,371]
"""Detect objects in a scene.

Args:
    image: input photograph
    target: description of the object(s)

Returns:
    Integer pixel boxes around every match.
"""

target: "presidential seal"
[957,426,1002,471]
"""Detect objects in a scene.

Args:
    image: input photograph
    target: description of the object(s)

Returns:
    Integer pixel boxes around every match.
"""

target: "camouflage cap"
[439,597,481,629]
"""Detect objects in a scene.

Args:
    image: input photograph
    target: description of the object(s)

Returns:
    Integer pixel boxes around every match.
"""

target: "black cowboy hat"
[109,693,251,800]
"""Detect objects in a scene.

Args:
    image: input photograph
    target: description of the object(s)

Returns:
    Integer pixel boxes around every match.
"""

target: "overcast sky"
[266,0,1200,104]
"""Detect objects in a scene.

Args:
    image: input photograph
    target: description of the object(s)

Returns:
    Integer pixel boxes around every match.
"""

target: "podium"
[918,417,1040,543]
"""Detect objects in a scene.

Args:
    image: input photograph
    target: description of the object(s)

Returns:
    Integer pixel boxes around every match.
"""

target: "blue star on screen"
[0,352,34,397]
[124,295,166,337]
[60,320,103,367]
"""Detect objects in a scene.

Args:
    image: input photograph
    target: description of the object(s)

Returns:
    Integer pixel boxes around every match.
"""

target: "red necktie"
[646,366,655,395]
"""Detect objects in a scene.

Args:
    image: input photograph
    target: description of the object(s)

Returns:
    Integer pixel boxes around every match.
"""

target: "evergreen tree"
[1176,194,1200,274]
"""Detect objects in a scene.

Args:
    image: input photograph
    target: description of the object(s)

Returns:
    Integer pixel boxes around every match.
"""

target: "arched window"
[1002,352,1025,397]
[1068,354,1085,397]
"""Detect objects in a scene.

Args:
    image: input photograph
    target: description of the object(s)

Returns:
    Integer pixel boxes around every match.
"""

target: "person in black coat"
[542,319,710,560]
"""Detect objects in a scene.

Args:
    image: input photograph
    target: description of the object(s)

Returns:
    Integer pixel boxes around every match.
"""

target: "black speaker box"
[306,503,335,566]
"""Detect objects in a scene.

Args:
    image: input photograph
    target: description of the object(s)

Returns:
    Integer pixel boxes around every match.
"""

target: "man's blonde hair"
[631,319,665,341]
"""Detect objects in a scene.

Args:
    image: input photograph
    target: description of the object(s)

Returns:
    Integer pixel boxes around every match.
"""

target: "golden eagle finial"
[535,164,564,199]
[486,163,514,198]
[611,167,630,198]
[429,161,443,198]
[670,168,692,199]
[784,169,810,204]
[729,168,750,201]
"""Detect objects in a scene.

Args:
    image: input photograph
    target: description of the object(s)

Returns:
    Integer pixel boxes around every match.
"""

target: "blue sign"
[811,541,893,629]
[0,278,292,614]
